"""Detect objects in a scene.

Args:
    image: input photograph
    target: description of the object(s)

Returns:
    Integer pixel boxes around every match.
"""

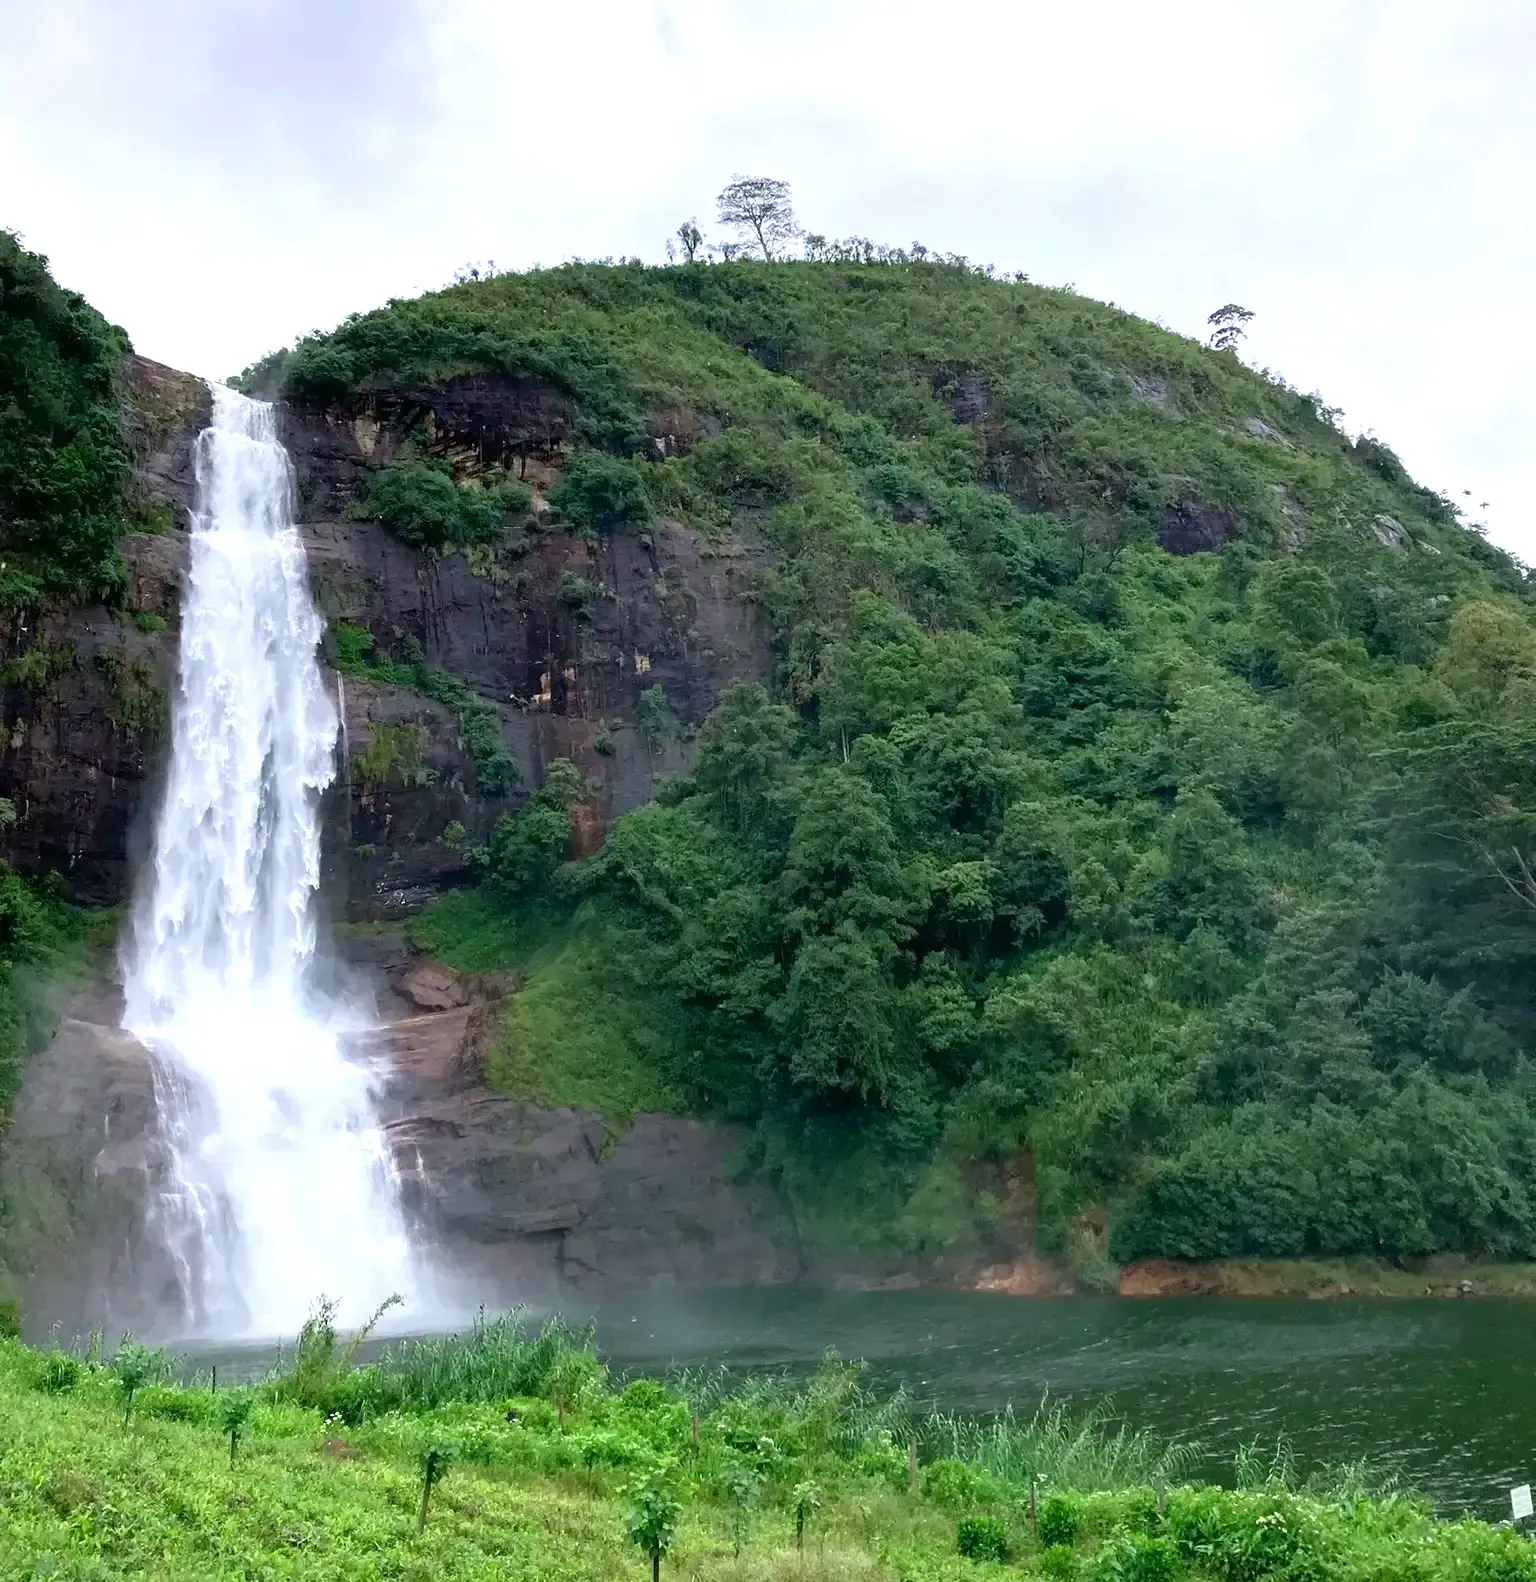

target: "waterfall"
[123,383,425,1338]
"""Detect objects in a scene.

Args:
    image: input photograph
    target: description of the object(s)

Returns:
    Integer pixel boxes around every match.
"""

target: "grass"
[4,1321,1535,1582]
[409,894,686,1124]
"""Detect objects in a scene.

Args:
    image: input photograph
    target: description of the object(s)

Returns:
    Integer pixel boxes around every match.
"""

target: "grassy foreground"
[2,1313,1534,1581]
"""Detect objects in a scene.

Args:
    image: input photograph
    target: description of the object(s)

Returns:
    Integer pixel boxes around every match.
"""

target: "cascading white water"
[123,383,425,1338]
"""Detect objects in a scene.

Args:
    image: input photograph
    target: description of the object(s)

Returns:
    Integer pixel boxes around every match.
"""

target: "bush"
[33,1352,81,1393]
[360,461,529,553]
[957,1514,1010,1561]
[1039,1492,1085,1548]
[1092,1533,1181,1582]
[549,450,652,534]
[923,1456,1006,1510]
[1041,1545,1080,1581]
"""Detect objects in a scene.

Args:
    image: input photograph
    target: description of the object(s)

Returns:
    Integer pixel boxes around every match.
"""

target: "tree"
[1207,303,1254,352]
[483,759,587,897]
[626,1475,682,1581]
[671,219,703,263]
[716,176,799,260]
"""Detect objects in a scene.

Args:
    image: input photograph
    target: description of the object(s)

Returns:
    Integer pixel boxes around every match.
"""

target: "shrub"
[1039,1492,1085,1549]
[550,450,652,535]
[133,610,167,633]
[111,1340,162,1424]
[332,621,374,671]
[0,1297,20,1339]
[34,1352,81,1393]
[957,1514,1011,1561]
[924,1456,1006,1510]
[360,462,528,553]
[1042,1544,1081,1581]
[136,1384,217,1424]
[1092,1533,1181,1582]
[218,1391,256,1464]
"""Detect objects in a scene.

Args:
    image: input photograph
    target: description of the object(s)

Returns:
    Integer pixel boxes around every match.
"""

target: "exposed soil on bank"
[963,1255,1536,1299]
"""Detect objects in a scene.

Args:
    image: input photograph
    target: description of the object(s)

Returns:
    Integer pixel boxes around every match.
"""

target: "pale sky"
[3,1,1531,556]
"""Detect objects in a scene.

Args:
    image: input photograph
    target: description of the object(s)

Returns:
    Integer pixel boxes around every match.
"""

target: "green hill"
[127,251,1536,1266]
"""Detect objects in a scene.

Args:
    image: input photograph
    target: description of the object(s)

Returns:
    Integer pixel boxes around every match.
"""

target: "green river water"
[573,1290,1535,1518]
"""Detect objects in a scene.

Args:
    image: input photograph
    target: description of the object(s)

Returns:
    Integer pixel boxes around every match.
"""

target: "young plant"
[626,1475,681,1582]
[792,1480,821,1552]
[417,1444,456,1532]
[218,1391,255,1465]
[724,1463,761,1557]
[111,1341,160,1426]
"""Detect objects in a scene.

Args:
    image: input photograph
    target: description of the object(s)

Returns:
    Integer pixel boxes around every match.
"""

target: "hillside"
[249,255,1536,1274]
[7,236,1536,1279]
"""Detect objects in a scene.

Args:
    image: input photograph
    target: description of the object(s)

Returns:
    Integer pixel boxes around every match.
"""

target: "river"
[569,1288,1533,1518]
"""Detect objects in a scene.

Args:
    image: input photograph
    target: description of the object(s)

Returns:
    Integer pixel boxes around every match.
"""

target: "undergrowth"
[2,1313,1527,1581]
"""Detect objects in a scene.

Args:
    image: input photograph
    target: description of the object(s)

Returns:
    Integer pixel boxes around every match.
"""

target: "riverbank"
[962,1255,1536,1300]
[4,1318,1536,1581]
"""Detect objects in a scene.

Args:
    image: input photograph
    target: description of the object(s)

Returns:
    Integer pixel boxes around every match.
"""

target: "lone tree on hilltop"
[669,218,704,263]
[717,176,799,260]
[1207,303,1254,352]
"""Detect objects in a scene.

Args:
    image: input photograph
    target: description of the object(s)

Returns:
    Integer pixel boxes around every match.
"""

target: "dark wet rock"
[376,1009,801,1290]
[0,1016,181,1339]
[1158,500,1237,555]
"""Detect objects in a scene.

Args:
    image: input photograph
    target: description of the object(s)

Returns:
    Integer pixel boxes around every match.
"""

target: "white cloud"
[2,0,1529,552]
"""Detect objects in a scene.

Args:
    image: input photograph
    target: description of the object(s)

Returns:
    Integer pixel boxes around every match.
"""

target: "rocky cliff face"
[0,359,772,917]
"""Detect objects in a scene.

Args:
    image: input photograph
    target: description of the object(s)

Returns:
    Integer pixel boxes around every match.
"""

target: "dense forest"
[12,226,1536,1272]
[275,253,1536,1272]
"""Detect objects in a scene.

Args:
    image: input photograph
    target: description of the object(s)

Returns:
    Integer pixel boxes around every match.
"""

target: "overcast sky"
[3,1,1531,555]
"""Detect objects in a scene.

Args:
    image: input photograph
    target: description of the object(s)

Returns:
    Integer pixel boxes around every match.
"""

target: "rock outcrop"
[373,998,800,1300]
[2,963,801,1337]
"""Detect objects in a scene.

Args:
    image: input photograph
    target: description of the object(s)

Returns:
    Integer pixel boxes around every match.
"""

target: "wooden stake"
[1029,1481,1038,1529]
[908,1439,918,1493]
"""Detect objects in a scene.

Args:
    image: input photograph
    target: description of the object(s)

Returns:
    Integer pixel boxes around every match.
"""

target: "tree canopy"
[277,250,1536,1266]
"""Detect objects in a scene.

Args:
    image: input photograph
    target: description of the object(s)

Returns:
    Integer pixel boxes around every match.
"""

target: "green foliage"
[1040,1492,1085,1548]
[791,1478,820,1549]
[480,760,586,898]
[626,1473,682,1578]
[352,721,431,791]
[0,231,131,607]
[356,460,529,553]
[132,609,166,633]
[216,1391,255,1464]
[957,1514,1010,1562]
[0,1296,18,1340]
[280,256,1536,1264]
[550,450,652,535]
[0,870,110,1133]
[925,1402,1194,1494]
[109,1341,162,1425]
[331,626,518,794]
